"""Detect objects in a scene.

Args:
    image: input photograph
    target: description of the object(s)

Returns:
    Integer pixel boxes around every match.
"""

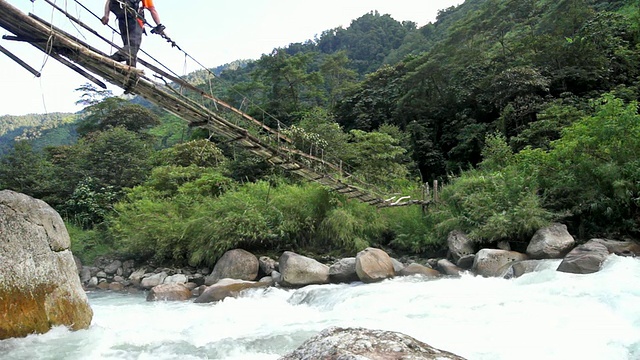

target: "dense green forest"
[1,0,640,266]
[0,112,77,156]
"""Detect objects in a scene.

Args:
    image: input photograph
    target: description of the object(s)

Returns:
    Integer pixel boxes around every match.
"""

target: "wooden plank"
[0,44,41,77]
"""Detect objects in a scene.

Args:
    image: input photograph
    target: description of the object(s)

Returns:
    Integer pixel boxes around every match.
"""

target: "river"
[1,256,639,360]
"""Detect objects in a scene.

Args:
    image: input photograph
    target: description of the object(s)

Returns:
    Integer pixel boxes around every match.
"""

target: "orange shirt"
[137,0,155,27]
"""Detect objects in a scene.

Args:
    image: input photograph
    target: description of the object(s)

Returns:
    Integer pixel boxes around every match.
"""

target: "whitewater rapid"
[1,255,639,360]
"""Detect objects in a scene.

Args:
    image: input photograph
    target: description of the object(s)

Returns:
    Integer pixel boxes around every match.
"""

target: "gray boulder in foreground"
[0,190,93,339]
[279,326,467,360]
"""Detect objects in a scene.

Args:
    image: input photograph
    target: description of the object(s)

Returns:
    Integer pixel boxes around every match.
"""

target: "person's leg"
[126,22,143,66]
[112,16,142,66]
[109,17,130,62]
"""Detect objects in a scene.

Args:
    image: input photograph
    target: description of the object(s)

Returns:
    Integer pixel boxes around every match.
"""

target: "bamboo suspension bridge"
[0,0,432,208]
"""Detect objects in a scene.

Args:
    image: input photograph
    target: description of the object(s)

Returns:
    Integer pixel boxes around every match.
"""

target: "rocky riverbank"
[77,223,640,304]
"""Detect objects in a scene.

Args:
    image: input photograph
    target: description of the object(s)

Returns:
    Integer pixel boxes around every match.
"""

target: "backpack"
[109,0,142,20]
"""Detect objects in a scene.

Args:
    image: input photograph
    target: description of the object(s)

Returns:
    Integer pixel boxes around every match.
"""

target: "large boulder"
[278,251,330,287]
[205,249,259,285]
[279,327,467,360]
[472,249,528,277]
[526,223,575,259]
[146,283,192,301]
[557,240,609,274]
[0,190,93,339]
[447,230,476,263]
[193,278,268,303]
[329,257,359,284]
[355,248,395,283]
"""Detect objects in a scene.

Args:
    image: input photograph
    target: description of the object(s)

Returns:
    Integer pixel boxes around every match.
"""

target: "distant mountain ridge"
[0,112,77,156]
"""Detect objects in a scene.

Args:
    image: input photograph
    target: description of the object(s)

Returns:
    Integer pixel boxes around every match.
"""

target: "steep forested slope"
[0,112,77,156]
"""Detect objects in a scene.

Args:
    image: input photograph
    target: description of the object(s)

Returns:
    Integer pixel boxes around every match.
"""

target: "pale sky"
[0,0,464,116]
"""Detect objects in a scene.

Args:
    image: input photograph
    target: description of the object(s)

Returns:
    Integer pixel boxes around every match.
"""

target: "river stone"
[557,240,609,274]
[355,247,395,283]
[147,283,192,301]
[108,282,125,292]
[0,190,93,339]
[79,267,92,284]
[447,230,475,263]
[164,274,188,285]
[437,258,464,276]
[104,260,122,275]
[398,263,441,278]
[329,257,359,284]
[122,260,135,278]
[258,256,278,276]
[499,259,546,279]
[456,254,476,269]
[140,272,168,289]
[205,249,259,285]
[591,238,640,257]
[193,278,268,303]
[472,249,528,277]
[278,327,467,360]
[391,257,405,273]
[526,223,575,259]
[128,267,148,287]
[278,251,330,287]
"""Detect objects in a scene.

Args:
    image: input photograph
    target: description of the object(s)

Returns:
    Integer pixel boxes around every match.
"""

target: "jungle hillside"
[1,0,640,266]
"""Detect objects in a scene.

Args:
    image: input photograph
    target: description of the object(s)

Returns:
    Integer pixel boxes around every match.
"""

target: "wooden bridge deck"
[0,0,428,208]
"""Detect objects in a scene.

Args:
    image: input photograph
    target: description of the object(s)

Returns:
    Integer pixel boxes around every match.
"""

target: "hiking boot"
[125,56,137,67]
[109,52,127,62]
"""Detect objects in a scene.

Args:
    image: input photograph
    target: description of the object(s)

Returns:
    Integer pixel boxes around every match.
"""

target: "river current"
[1,256,639,360]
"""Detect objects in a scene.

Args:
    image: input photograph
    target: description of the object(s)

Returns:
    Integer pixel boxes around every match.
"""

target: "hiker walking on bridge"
[101,0,165,67]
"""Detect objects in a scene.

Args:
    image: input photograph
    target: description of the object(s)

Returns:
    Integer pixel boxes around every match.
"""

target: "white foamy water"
[1,256,639,360]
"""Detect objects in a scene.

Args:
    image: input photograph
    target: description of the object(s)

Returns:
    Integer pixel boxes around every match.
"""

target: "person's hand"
[151,24,166,35]
[101,15,109,25]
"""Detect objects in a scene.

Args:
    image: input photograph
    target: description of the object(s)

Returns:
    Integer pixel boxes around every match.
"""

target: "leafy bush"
[386,205,442,254]
[432,167,554,243]
[538,94,640,236]
[68,222,115,264]
[317,201,384,254]
[156,139,225,167]
[63,177,119,229]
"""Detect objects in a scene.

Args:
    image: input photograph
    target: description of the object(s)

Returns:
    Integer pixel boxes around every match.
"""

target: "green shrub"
[538,94,640,236]
[67,222,115,264]
[317,201,384,254]
[386,205,443,254]
[432,167,553,243]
